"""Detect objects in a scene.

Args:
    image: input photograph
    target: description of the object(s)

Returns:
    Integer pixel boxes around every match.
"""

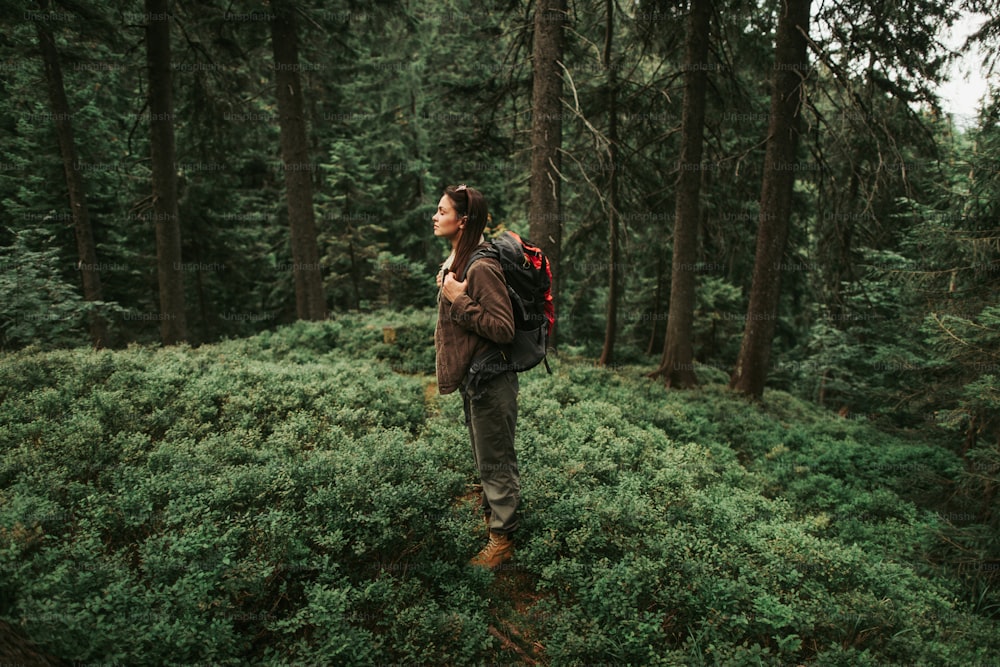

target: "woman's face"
[433,194,465,241]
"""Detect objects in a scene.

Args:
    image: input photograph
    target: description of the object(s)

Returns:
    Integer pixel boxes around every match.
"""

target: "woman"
[433,184,520,571]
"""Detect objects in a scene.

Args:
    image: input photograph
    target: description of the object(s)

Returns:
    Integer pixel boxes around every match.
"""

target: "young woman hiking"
[433,184,520,570]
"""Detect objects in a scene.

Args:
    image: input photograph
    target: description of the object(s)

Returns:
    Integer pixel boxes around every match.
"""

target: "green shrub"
[0,229,124,351]
[1,311,998,664]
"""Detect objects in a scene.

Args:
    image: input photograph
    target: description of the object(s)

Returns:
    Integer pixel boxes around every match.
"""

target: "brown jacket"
[435,253,515,394]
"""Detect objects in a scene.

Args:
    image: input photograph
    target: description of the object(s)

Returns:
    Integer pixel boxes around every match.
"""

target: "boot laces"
[484,533,505,554]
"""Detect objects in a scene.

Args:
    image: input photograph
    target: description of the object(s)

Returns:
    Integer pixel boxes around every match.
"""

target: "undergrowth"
[0,309,997,665]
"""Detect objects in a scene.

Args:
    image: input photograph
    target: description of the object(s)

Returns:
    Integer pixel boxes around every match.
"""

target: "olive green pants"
[462,370,520,534]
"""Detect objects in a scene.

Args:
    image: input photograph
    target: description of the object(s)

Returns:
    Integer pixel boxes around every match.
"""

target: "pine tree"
[529,0,567,348]
[730,0,812,399]
[145,0,187,344]
[34,0,106,347]
[650,0,712,387]
[270,0,327,321]
[598,0,621,366]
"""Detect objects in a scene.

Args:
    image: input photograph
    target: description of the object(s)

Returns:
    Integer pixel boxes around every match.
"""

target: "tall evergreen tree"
[598,0,621,366]
[730,0,812,398]
[34,0,106,347]
[270,0,327,321]
[529,0,566,348]
[650,0,712,387]
[145,0,187,344]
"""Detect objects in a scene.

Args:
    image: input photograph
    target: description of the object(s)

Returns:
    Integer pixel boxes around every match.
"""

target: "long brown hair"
[445,184,489,278]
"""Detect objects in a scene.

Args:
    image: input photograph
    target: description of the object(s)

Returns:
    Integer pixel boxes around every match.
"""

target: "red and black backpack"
[463,231,554,373]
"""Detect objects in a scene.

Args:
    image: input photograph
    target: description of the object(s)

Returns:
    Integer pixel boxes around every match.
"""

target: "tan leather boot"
[469,531,514,570]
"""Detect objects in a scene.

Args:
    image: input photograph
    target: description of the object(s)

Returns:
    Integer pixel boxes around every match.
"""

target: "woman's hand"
[441,272,468,303]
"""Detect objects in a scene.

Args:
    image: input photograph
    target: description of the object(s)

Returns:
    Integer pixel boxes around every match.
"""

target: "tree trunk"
[35,6,107,348]
[650,0,712,388]
[646,250,665,355]
[529,0,565,348]
[270,0,327,321]
[729,0,812,399]
[599,0,619,366]
[342,186,361,311]
[145,0,187,344]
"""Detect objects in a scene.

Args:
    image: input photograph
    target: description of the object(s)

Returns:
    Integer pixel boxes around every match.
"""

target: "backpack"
[462,230,554,373]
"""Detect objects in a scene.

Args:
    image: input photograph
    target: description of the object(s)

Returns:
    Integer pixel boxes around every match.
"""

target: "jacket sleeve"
[448,258,515,344]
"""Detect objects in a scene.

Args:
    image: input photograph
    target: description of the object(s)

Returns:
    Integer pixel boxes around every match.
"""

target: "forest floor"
[1,312,997,665]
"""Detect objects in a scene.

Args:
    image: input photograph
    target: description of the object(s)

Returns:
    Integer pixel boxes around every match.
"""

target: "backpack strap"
[458,243,498,282]
[457,242,516,365]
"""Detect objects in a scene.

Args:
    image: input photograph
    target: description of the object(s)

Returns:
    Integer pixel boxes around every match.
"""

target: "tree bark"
[650,0,712,388]
[270,0,327,321]
[729,0,812,398]
[599,0,619,366]
[35,6,107,348]
[529,0,565,348]
[145,0,187,344]
[646,250,665,355]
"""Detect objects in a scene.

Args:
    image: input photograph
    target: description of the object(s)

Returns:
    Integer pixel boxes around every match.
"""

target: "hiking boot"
[469,531,514,570]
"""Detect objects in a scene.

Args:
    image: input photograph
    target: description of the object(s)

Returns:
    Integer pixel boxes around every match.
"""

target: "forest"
[1,0,1000,664]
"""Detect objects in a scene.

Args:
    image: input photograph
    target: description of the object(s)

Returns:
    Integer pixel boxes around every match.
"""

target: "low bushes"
[1,313,997,664]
